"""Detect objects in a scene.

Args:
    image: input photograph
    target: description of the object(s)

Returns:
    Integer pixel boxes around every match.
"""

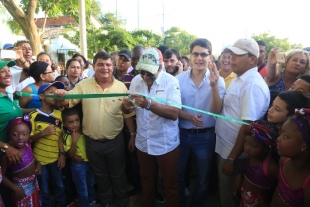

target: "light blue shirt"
[176,69,226,129]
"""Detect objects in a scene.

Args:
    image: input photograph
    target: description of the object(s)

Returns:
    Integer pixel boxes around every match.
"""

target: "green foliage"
[252,32,303,54]
[7,18,23,35]
[64,13,163,58]
[130,30,162,48]
[99,12,126,29]
[163,27,197,55]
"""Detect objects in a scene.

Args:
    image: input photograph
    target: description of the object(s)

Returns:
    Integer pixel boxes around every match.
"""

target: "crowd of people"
[0,37,310,207]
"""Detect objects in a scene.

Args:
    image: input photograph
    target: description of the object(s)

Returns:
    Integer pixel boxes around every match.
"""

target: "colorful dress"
[9,144,41,207]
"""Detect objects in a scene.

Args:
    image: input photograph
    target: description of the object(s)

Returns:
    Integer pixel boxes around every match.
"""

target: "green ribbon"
[15,91,249,125]
[140,94,249,125]
[15,91,129,100]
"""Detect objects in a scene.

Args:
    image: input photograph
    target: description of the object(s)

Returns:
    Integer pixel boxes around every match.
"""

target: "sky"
[99,0,310,54]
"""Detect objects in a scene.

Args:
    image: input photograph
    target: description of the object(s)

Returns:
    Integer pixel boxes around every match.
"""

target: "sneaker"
[185,188,190,196]
[155,191,166,204]
[128,188,141,198]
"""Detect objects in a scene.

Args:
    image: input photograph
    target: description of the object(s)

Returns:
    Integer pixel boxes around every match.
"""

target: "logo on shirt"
[135,85,142,92]
[55,120,59,126]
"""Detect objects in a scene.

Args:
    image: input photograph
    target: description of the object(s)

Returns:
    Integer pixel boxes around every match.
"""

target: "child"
[289,74,310,93]
[234,120,279,206]
[267,91,309,126]
[29,81,66,207]
[0,116,41,207]
[271,108,310,207]
[61,108,96,207]
[55,75,72,91]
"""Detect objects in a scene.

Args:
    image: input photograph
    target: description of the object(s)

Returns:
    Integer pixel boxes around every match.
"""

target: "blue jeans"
[178,128,215,207]
[37,161,66,207]
[71,161,96,207]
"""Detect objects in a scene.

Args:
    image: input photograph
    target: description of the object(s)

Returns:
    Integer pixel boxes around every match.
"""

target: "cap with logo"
[136,48,163,74]
[38,82,65,95]
[229,38,259,58]
[0,60,16,69]
[118,50,132,61]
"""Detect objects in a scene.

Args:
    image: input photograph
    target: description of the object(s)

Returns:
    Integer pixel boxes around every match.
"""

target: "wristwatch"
[146,99,152,110]
[226,157,235,165]
[1,143,9,153]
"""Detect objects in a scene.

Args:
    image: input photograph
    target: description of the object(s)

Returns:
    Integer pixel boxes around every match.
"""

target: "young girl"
[0,116,41,207]
[234,120,279,206]
[271,108,310,207]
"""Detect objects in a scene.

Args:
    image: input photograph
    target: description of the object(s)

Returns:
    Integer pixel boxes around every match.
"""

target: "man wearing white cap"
[212,38,270,207]
[123,48,181,207]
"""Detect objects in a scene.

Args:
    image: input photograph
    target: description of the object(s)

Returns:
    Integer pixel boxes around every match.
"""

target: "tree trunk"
[2,0,41,56]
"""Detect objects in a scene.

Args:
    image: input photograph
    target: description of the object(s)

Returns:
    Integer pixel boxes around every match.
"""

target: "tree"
[163,27,197,55]
[130,30,162,48]
[252,32,303,55]
[1,0,100,55]
[99,12,126,29]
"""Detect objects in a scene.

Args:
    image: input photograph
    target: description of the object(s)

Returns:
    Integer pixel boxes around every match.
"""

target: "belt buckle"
[98,138,108,142]
[190,129,197,133]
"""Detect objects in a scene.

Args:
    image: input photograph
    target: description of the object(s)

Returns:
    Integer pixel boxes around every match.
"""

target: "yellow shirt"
[219,70,236,89]
[29,109,62,165]
[68,77,134,139]
[62,131,88,161]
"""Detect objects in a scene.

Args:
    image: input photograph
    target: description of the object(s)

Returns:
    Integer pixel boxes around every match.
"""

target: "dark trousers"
[85,132,128,207]
[137,147,180,207]
[123,130,141,191]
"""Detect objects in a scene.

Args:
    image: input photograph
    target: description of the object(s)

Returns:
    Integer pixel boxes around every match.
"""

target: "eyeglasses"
[140,70,154,78]
[43,71,54,75]
[191,52,209,58]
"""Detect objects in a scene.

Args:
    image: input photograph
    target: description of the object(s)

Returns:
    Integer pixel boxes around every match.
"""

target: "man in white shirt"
[123,48,181,207]
[212,38,270,207]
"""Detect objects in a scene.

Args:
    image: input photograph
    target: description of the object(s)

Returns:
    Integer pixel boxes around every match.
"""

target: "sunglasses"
[140,70,154,78]
[43,71,54,75]
[191,52,209,58]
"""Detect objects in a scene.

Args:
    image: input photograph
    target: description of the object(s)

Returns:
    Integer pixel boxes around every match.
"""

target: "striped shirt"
[29,109,62,165]
[113,66,135,90]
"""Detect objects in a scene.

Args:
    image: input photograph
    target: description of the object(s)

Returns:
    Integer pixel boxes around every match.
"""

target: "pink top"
[278,158,310,207]
[9,143,34,174]
[244,153,275,189]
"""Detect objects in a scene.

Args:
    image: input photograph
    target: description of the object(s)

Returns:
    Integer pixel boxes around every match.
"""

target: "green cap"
[0,60,16,69]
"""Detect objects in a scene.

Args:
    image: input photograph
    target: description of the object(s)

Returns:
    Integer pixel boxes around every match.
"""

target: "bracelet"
[130,132,136,136]
[146,99,152,110]
[59,151,67,156]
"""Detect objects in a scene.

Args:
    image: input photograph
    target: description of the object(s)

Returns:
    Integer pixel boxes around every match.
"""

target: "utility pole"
[161,4,165,45]
[137,0,139,29]
[116,0,118,20]
[78,0,87,58]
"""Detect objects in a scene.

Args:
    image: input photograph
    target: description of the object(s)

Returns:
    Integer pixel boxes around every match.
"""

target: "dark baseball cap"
[118,50,131,61]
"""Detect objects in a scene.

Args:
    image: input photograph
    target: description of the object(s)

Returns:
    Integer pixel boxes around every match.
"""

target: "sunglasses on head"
[139,70,154,78]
